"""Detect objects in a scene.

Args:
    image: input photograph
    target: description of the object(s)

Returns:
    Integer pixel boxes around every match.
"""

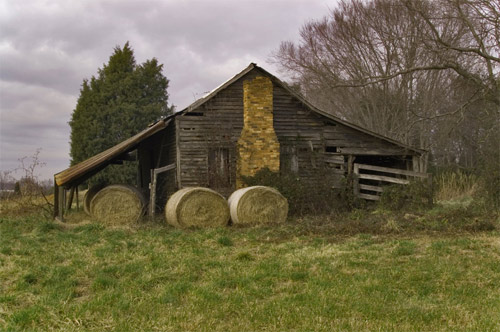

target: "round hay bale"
[90,185,146,225]
[165,187,230,228]
[228,186,288,226]
[83,184,105,216]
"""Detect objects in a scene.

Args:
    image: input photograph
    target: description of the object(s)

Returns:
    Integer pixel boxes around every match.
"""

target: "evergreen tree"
[69,42,170,186]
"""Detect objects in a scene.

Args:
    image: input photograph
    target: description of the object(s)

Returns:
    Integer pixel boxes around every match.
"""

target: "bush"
[379,180,432,211]
[477,159,500,211]
[241,168,356,216]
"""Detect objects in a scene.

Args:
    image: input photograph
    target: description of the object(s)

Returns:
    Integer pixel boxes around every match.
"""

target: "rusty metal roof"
[55,118,171,187]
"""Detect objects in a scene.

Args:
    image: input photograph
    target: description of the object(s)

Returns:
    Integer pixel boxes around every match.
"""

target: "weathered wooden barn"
[54,63,427,219]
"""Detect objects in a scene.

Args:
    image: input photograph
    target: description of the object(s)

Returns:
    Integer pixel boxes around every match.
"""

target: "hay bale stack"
[83,184,104,216]
[90,185,146,225]
[165,187,230,228]
[228,186,288,225]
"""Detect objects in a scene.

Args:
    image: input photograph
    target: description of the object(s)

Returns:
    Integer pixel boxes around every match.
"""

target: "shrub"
[379,180,432,211]
[241,168,356,216]
[476,160,500,211]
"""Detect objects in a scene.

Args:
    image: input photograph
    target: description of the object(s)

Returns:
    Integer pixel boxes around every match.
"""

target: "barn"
[54,63,427,219]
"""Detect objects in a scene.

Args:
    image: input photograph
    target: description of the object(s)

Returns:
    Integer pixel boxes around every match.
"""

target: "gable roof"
[55,63,424,187]
[180,63,425,155]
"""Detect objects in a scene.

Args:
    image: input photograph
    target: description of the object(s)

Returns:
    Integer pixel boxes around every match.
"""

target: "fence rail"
[353,163,430,201]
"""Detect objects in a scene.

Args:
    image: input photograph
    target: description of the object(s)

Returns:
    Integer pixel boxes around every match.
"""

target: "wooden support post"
[353,163,360,198]
[53,180,59,219]
[66,186,75,211]
[57,186,65,222]
[412,155,421,173]
[149,169,157,217]
[75,186,79,211]
[149,163,176,217]
[175,119,182,189]
[347,155,355,175]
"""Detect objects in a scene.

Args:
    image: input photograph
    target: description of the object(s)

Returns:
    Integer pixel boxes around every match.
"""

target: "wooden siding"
[176,68,417,194]
[177,73,246,197]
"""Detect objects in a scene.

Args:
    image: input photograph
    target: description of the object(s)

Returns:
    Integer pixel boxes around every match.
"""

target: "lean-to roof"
[55,118,171,187]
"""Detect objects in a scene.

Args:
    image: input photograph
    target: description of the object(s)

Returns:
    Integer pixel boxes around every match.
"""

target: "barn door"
[208,148,230,188]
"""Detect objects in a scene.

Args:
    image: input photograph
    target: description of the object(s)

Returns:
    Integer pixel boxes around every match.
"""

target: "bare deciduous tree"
[272,0,499,170]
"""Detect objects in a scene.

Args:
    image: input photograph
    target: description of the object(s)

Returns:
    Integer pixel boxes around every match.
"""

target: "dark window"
[185,112,204,117]
[208,148,230,187]
[325,146,338,153]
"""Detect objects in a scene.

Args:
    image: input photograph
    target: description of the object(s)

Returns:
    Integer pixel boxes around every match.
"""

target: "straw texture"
[90,185,146,225]
[228,186,288,225]
[165,187,230,228]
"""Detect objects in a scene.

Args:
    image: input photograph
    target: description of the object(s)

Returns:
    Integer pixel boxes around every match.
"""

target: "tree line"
[272,0,499,172]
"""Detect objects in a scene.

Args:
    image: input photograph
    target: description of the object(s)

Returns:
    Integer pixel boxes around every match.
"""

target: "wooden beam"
[175,119,182,189]
[358,173,410,185]
[66,186,75,211]
[53,179,59,219]
[353,163,360,197]
[347,155,355,175]
[355,163,428,178]
[359,184,384,192]
[75,186,79,211]
[149,169,156,217]
[358,193,380,201]
[339,147,409,155]
[57,186,65,221]
[149,163,176,217]
[154,163,176,174]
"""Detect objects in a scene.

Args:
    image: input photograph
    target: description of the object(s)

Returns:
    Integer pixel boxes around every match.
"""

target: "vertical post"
[149,169,157,217]
[53,179,59,219]
[57,186,65,221]
[412,155,420,173]
[75,186,79,211]
[66,186,75,211]
[353,163,360,198]
[347,155,355,175]
[175,119,182,189]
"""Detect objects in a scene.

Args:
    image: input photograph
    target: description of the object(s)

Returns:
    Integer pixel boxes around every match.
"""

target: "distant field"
[1,211,499,331]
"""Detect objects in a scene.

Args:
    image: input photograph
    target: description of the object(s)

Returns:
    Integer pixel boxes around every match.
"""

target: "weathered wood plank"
[339,147,408,155]
[359,184,384,192]
[358,193,380,201]
[356,163,429,178]
[358,173,410,185]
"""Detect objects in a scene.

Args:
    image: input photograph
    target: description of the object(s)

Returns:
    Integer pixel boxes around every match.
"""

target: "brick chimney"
[236,76,280,188]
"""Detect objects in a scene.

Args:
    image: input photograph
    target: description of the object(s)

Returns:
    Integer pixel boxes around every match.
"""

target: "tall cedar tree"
[69,43,170,186]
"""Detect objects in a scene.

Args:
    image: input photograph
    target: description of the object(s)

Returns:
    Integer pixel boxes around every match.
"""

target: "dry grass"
[435,170,479,202]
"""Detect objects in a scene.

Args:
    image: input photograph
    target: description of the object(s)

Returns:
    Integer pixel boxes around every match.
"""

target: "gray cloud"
[0,0,332,180]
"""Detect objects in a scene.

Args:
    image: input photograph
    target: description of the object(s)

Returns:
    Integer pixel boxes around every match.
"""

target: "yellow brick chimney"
[236,76,280,188]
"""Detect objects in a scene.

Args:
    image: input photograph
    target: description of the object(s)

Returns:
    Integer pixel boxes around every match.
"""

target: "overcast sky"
[0,0,333,181]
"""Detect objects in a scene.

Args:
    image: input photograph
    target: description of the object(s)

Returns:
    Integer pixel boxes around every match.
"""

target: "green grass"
[1,212,499,331]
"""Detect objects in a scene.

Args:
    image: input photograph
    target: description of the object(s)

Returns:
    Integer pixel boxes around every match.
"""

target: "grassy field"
[1,205,499,331]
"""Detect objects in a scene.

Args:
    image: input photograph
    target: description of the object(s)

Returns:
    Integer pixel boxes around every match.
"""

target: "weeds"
[434,170,479,202]
[241,167,357,215]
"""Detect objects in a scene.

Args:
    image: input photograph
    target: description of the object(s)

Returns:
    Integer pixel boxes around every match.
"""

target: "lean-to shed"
[54,63,426,219]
